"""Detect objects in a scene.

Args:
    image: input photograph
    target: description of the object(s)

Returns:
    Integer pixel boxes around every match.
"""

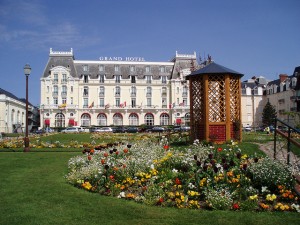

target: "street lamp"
[23,64,31,152]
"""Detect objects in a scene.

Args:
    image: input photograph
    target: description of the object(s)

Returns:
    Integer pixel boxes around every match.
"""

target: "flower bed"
[65,139,300,212]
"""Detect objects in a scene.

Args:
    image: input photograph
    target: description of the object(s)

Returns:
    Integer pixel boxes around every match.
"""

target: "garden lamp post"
[23,64,31,152]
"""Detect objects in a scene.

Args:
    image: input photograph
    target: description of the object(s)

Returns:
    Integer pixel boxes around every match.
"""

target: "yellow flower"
[249,195,258,200]
[82,181,92,190]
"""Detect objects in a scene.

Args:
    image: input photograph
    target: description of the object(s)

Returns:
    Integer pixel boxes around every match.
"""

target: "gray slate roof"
[186,62,243,79]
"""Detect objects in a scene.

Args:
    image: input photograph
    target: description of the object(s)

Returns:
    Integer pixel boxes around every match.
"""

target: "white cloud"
[0,0,101,49]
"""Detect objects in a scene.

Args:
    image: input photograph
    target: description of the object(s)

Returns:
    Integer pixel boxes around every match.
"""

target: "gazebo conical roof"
[186,62,244,79]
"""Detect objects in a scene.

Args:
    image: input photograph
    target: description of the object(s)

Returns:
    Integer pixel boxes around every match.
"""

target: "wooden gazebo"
[186,62,244,143]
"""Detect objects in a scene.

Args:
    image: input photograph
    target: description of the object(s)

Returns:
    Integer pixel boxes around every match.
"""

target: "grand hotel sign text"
[99,56,145,62]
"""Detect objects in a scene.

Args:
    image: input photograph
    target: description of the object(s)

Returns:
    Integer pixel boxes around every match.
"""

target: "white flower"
[118,192,126,198]
[150,164,155,169]
[172,168,178,173]
[291,204,300,213]
[261,186,268,193]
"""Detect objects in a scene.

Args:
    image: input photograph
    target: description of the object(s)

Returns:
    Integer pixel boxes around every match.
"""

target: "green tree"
[262,101,277,126]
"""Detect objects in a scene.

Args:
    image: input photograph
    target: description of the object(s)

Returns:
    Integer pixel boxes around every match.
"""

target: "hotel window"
[182,86,188,96]
[99,86,105,96]
[146,87,152,97]
[62,85,67,96]
[99,98,104,107]
[115,86,121,96]
[97,114,107,126]
[160,66,165,73]
[160,114,169,125]
[83,98,88,108]
[71,86,73,92]
[83,86,88,96]
[162,98,167,108]
[146,75,151,84]
[70,97,73,105]
[162,87,167,96]
[131,86,136,96]
[115,98,120,107]
[145,66,150,73]
[131,75,136,83]
[129,113,138,126]
[54,74,58,83]
[144,113,154,126]
[62,74,67,83]
[99,74,105,83]
[162,76,167,84]
[113,114,123,126]
[114,65,119,72]
[53,97,58,105]
[83,65,89,72]
[81,113,91,126]
[47,86,49,93]
[53,85,58,95]
[46,97,49,105]
[84,75,89,83]
[147,98,151,107]
[131,98,136,108]
[115,75,121,83]
[62,98,67,104]
[99,65,104,72]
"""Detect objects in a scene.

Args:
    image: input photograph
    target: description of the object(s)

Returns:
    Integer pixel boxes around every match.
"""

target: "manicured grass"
[1,151,300,225]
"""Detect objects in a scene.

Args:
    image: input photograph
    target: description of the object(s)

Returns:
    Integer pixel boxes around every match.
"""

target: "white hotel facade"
[40,49,197,128]
[39,49,299,130]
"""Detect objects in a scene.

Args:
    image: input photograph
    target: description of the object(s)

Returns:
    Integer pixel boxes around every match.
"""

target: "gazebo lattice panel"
[229,76,241,122]
[208,74,226,122]
[190,78,205,140]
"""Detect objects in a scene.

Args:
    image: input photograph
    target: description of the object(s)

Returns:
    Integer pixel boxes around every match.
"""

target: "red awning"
[176,118,182,124]
[68,119,75,126]
[44,119,50,126]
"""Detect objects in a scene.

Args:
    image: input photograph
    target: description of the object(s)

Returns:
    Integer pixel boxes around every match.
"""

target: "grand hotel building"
[40,49,300,130]
[40,49,199,128]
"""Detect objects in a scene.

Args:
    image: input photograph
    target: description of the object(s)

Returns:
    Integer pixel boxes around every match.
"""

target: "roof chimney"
[279,74,288,82]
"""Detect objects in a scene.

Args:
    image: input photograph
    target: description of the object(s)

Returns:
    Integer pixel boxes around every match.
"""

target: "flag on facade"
[58,103,67,108]
[89,101,94,108]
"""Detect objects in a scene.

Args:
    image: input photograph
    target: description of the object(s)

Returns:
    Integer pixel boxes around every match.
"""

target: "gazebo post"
[225,75,231,142]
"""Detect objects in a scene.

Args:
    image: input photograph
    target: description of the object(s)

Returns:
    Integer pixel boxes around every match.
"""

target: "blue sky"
[0,0,299,106]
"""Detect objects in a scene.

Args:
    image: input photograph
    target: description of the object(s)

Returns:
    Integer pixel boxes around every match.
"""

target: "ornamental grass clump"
[65,139,300,212]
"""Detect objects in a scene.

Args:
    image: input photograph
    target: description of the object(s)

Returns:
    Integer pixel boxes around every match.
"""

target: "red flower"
[217,147,222,152]
[175,177,181,185]
[101,159,105,165]
[123,148,129,153]
[103,152,108,157]
[163,145,169,150]
[232,203,240,210]
[115,151,119,155]
[109,175,114,180]
[87,155,92,160]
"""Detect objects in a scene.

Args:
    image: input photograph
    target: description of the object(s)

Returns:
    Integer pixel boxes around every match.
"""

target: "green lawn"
[1,150,300,224]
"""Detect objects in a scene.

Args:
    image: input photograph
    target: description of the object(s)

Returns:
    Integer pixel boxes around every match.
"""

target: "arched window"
[144,113,154,126]
[81,113,91,126]
[97,113,107,126]
[129,113,139,126]
[55,113,65,127]
[113,113,123,126]
[184,113,190,126]
[160,113,169,125]
[17,111,20,124]
[11,109,15,124]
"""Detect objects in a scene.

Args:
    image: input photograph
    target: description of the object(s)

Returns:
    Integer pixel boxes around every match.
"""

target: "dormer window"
[131,75,136,83]
[130,66,135,72]
[83,65,89,72]
[145,66,150,73]
[84,75,89,83]
[99,65,104,72]
[160,67,165,73]
[114,65,119,72]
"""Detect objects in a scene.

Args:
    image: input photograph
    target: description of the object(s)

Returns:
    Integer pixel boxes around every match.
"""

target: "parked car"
[90,127,113,133]
[173,126,190,132]
[61,127,80,133]
[148,126,166,132]
[112,126,127,133]
[126,127,139,133]
[243,126,252,132]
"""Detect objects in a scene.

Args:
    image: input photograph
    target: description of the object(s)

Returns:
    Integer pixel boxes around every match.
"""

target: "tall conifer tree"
[262,101,277,126]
